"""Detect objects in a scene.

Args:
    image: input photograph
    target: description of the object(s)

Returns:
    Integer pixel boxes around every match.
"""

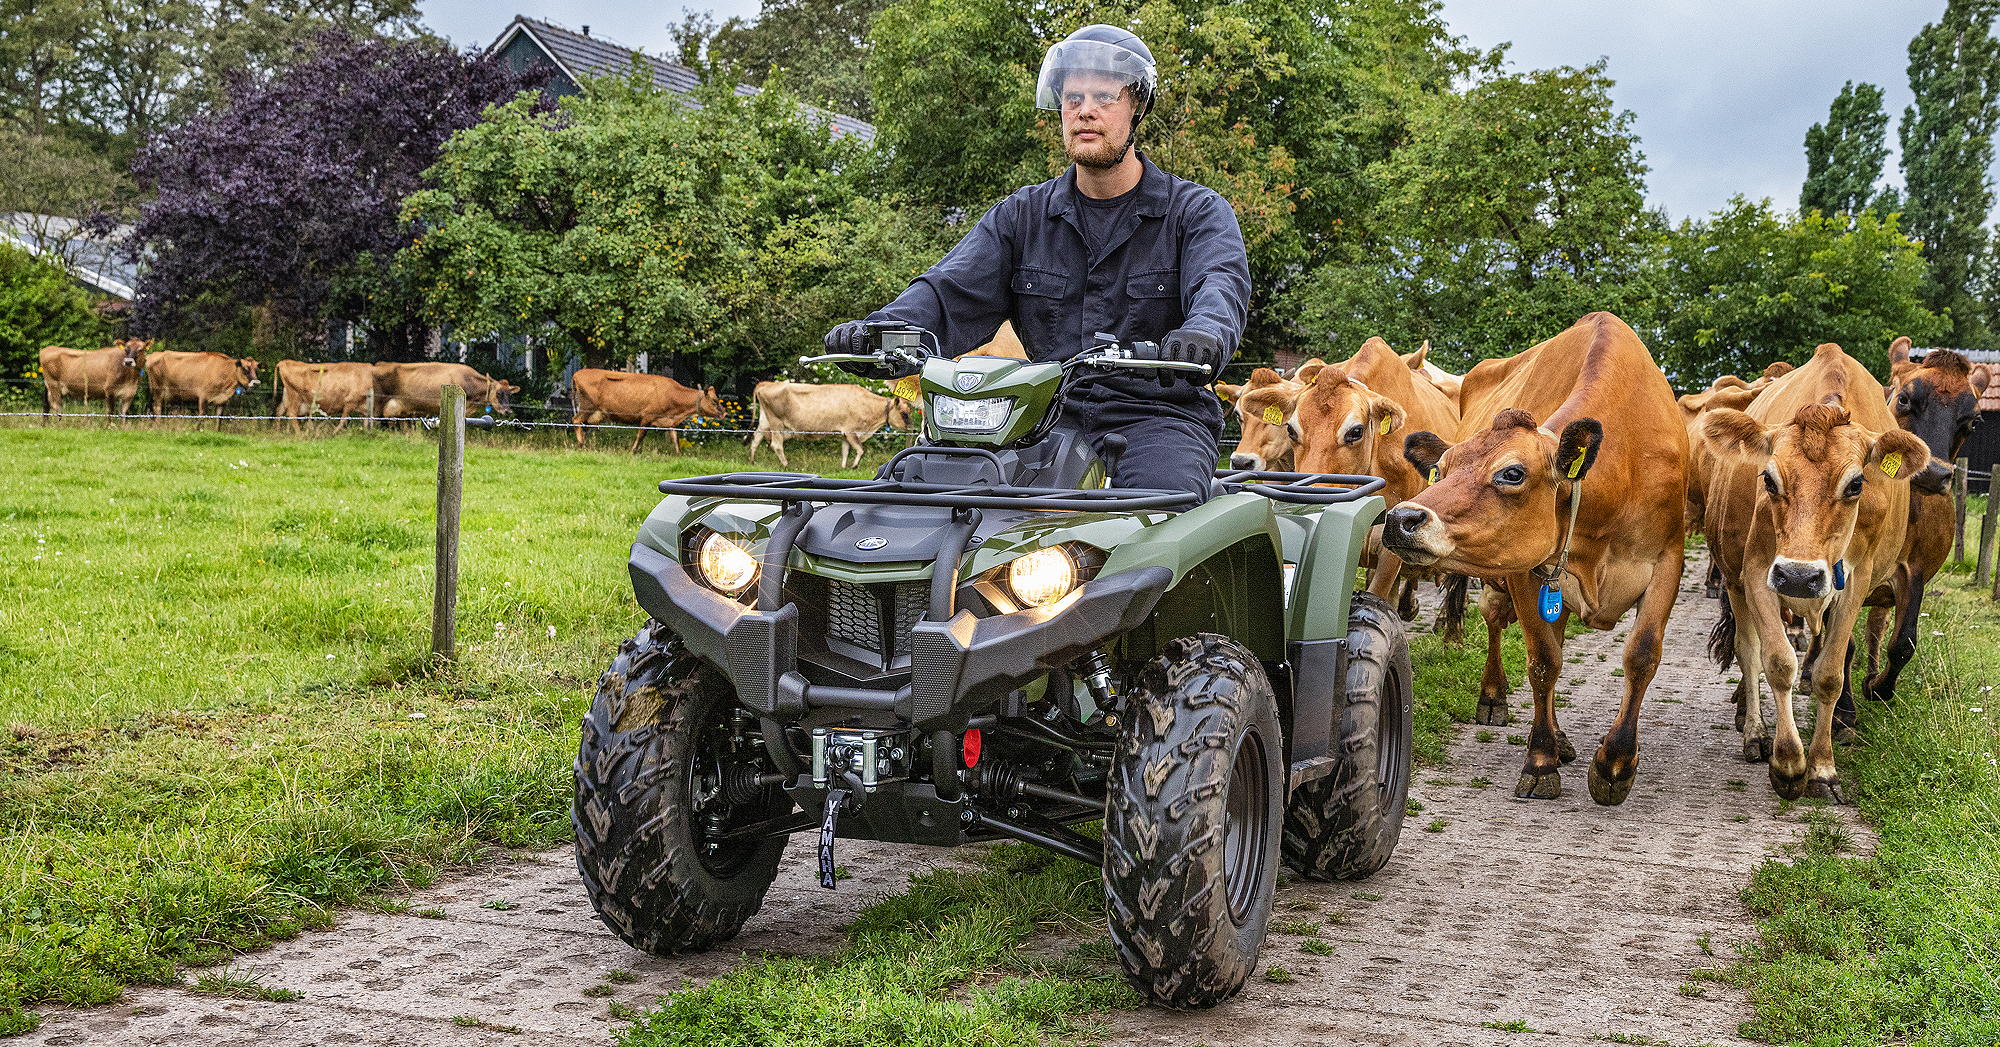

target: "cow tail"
[1708,595,1736,672]
[572,377,594,415]
[1440,574,1469,632]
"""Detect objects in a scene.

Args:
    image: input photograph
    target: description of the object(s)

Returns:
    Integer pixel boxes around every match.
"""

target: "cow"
[958,321,1029,360]
[1697,342,1930,801]
[372,362,519,420]
[39,339,150,417]
[749,380,913,468]
[1401,341,1462,404]
[1860,338,1990,704]
[1225,367,1307,471]
[569,368,724,454]
[1289,337,1464,624]
[145,351,260,417]
[276,360,377,433]
[1384,313,1687,805]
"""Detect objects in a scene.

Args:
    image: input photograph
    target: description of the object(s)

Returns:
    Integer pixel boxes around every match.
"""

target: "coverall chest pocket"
[1011,266,1069,345]
[1125,268,1181,336]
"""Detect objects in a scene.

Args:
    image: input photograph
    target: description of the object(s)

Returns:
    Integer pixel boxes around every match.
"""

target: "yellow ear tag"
[891,376,921,402]
[1427,466,1440,485]
[1262,405,1284,425]
[1378,416,1393,436]
[1881,452,1902,478]
[1566,451,1586,479]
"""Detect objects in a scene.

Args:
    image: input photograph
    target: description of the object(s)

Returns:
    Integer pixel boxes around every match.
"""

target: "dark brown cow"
[1699,343,1929,800]
[749,380,912,467]
[1861,339,1991,703]
[145,351,260,416]
[572,368,725,454]
[1384,313,1687,804]
[40,340,151,417]
[276,360,377,433]
[372,362,519,419]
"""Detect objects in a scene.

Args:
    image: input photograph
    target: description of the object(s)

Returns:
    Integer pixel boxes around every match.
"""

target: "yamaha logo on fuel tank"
[855,536,888,550]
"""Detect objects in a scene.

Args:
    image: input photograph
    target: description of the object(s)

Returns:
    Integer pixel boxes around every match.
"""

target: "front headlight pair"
[691,526,1092,611]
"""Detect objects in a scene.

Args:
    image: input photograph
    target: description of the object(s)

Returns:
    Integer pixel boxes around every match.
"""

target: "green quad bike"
[574,327,1414,1009]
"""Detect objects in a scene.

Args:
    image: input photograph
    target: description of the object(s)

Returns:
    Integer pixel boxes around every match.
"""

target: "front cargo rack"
[657,466,1383,509]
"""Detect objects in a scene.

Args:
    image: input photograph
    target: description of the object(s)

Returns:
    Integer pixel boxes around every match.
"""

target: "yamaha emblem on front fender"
[954,373,982,393]
[855,536,888,550]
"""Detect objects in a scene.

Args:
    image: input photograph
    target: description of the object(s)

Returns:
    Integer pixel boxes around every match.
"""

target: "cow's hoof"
[1556,730,1578,765]
[1514,772,1562,800]
[1587,759,1633,806]
[1768,765,1808,801]
[1804,777,1848,805]
[1834,725,1864,747]
[1865,681,1894,703]
[1476,697,1510,726]
[1742,735,1771,763]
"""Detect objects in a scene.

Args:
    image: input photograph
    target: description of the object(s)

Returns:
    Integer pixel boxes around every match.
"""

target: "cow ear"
[1554,419,1603,482]
[1888,336,1913,368]
[1403,343,1429,371]
[1294,361,1326,386]
[1869,428,1930,482]
[1368,394,1407,437]
[1403,430,1450,478]
[1215,382,1241,402]
[1973,364,1992,397]
[1701,408,1771,462]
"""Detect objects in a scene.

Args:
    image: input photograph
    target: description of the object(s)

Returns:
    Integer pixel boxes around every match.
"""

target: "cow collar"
[1531,475,1585,622]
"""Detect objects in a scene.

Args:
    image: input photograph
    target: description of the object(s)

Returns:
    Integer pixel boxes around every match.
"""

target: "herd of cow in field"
[36,314,1991,804]
[1220,311,1990,805]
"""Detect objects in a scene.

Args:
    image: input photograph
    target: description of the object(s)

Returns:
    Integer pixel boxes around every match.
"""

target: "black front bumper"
[628,541,1173,729]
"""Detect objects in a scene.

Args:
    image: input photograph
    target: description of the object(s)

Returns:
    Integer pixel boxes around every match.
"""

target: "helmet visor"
[1035,38,1155,111]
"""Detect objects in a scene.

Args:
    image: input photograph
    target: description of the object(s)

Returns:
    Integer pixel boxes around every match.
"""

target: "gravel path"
[22,564,1865,1046]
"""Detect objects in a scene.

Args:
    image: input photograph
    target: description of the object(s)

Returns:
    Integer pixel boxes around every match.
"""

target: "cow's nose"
[1768,560,1828,599]
[1384,506,1427,541]
[1230,453,1261,471]
[1913,460,1952,495]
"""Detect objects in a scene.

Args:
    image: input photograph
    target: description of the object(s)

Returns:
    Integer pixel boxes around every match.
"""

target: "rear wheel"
[1282,591,1414,880]
[1103,635,1282,1009]
[574,620,790,954]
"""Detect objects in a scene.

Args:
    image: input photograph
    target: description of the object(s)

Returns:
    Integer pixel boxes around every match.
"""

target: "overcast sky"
[420,1,1952,222]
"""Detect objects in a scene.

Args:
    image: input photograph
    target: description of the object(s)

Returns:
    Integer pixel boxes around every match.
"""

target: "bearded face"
[1059,71,1137,169]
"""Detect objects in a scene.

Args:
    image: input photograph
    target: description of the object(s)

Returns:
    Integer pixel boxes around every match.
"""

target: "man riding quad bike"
[573,27,1415,1010]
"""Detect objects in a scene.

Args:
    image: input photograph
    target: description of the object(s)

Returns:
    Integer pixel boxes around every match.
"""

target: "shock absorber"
[1077,647,1117,717]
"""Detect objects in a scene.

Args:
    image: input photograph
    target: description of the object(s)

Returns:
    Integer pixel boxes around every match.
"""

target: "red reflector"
[961,728,982,768]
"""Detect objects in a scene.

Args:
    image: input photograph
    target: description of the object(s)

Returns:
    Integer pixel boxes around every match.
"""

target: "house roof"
[488,16,876,143]
[1,213,139,302]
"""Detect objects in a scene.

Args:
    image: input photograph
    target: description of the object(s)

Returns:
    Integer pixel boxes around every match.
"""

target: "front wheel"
[1282,591,1414,880]
[1103,635,1283,1009]
[574,620,790,954]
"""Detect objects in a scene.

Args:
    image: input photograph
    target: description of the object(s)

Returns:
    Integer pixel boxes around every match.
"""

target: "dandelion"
[408,712,427,720]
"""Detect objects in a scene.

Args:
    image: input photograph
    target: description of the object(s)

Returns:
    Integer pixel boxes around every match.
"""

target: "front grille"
[823,580,929,660]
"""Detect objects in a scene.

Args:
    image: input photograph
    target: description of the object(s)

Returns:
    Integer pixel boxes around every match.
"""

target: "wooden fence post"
[1977,480,2000,590]
[432,385,465,661]
[1953,457,1970,565]
[365,388,376,431]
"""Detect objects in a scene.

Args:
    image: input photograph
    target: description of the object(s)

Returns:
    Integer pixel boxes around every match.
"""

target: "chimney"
[581,24,590,36]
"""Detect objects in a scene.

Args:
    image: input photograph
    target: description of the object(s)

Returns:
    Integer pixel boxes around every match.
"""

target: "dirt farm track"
[18,558,1860,1047]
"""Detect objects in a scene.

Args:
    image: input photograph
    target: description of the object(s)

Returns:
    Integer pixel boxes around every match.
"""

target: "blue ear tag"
[234,385,243,395]
[1832,559,1846,591]
[1538,583,1563,622]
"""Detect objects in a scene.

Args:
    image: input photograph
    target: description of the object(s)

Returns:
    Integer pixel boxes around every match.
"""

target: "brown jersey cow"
[1400,341,1462,405]
[276,360,378,433]
[1385,312,1687,806]
[40,339,150,417]
[1698,343,1930,801]
[749,380,912,468]
[146,351,260,416]
[1224,367,1307,471]
[372,362,519,420]
[1860,339,1991,704]
[571,368,724,454]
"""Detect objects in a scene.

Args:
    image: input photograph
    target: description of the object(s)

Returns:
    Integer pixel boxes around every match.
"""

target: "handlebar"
[802,327,1212,378]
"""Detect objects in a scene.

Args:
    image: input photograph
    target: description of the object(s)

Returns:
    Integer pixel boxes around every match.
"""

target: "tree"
[0,243,110,387]
[1801,81,1890,218]
[0,129,134,264]
[1900,0,2000,345]
[399,72,940,376]
[1652,198,1944,385]
[675,0,890,121]
[1285,63,1662,366]
[126,31,525,356]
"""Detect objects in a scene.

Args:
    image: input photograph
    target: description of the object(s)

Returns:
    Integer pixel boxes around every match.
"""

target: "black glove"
[1158,327,1225,372]
[825,320,874,356]
[824,320,923,379]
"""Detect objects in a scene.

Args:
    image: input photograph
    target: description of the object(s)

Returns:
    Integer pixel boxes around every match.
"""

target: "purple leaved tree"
[127,31,531,357]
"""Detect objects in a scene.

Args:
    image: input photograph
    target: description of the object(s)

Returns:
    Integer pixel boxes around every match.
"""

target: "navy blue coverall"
[865,154,1252,501]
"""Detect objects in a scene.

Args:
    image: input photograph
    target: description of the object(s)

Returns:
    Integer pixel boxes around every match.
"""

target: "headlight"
[1008,546,1077,608]
[929,395,1015,433]
[695,531,759,595]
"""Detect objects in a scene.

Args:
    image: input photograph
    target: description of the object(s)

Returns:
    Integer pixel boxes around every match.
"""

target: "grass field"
[0,421,1495,1037]
[1736,564,2000,1046]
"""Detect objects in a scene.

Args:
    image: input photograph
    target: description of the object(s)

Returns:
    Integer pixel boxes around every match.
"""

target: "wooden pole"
[365,388,376,431]
[1953,457,1970,565]
[432,385,465,661]
[1977,481,2000,589]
